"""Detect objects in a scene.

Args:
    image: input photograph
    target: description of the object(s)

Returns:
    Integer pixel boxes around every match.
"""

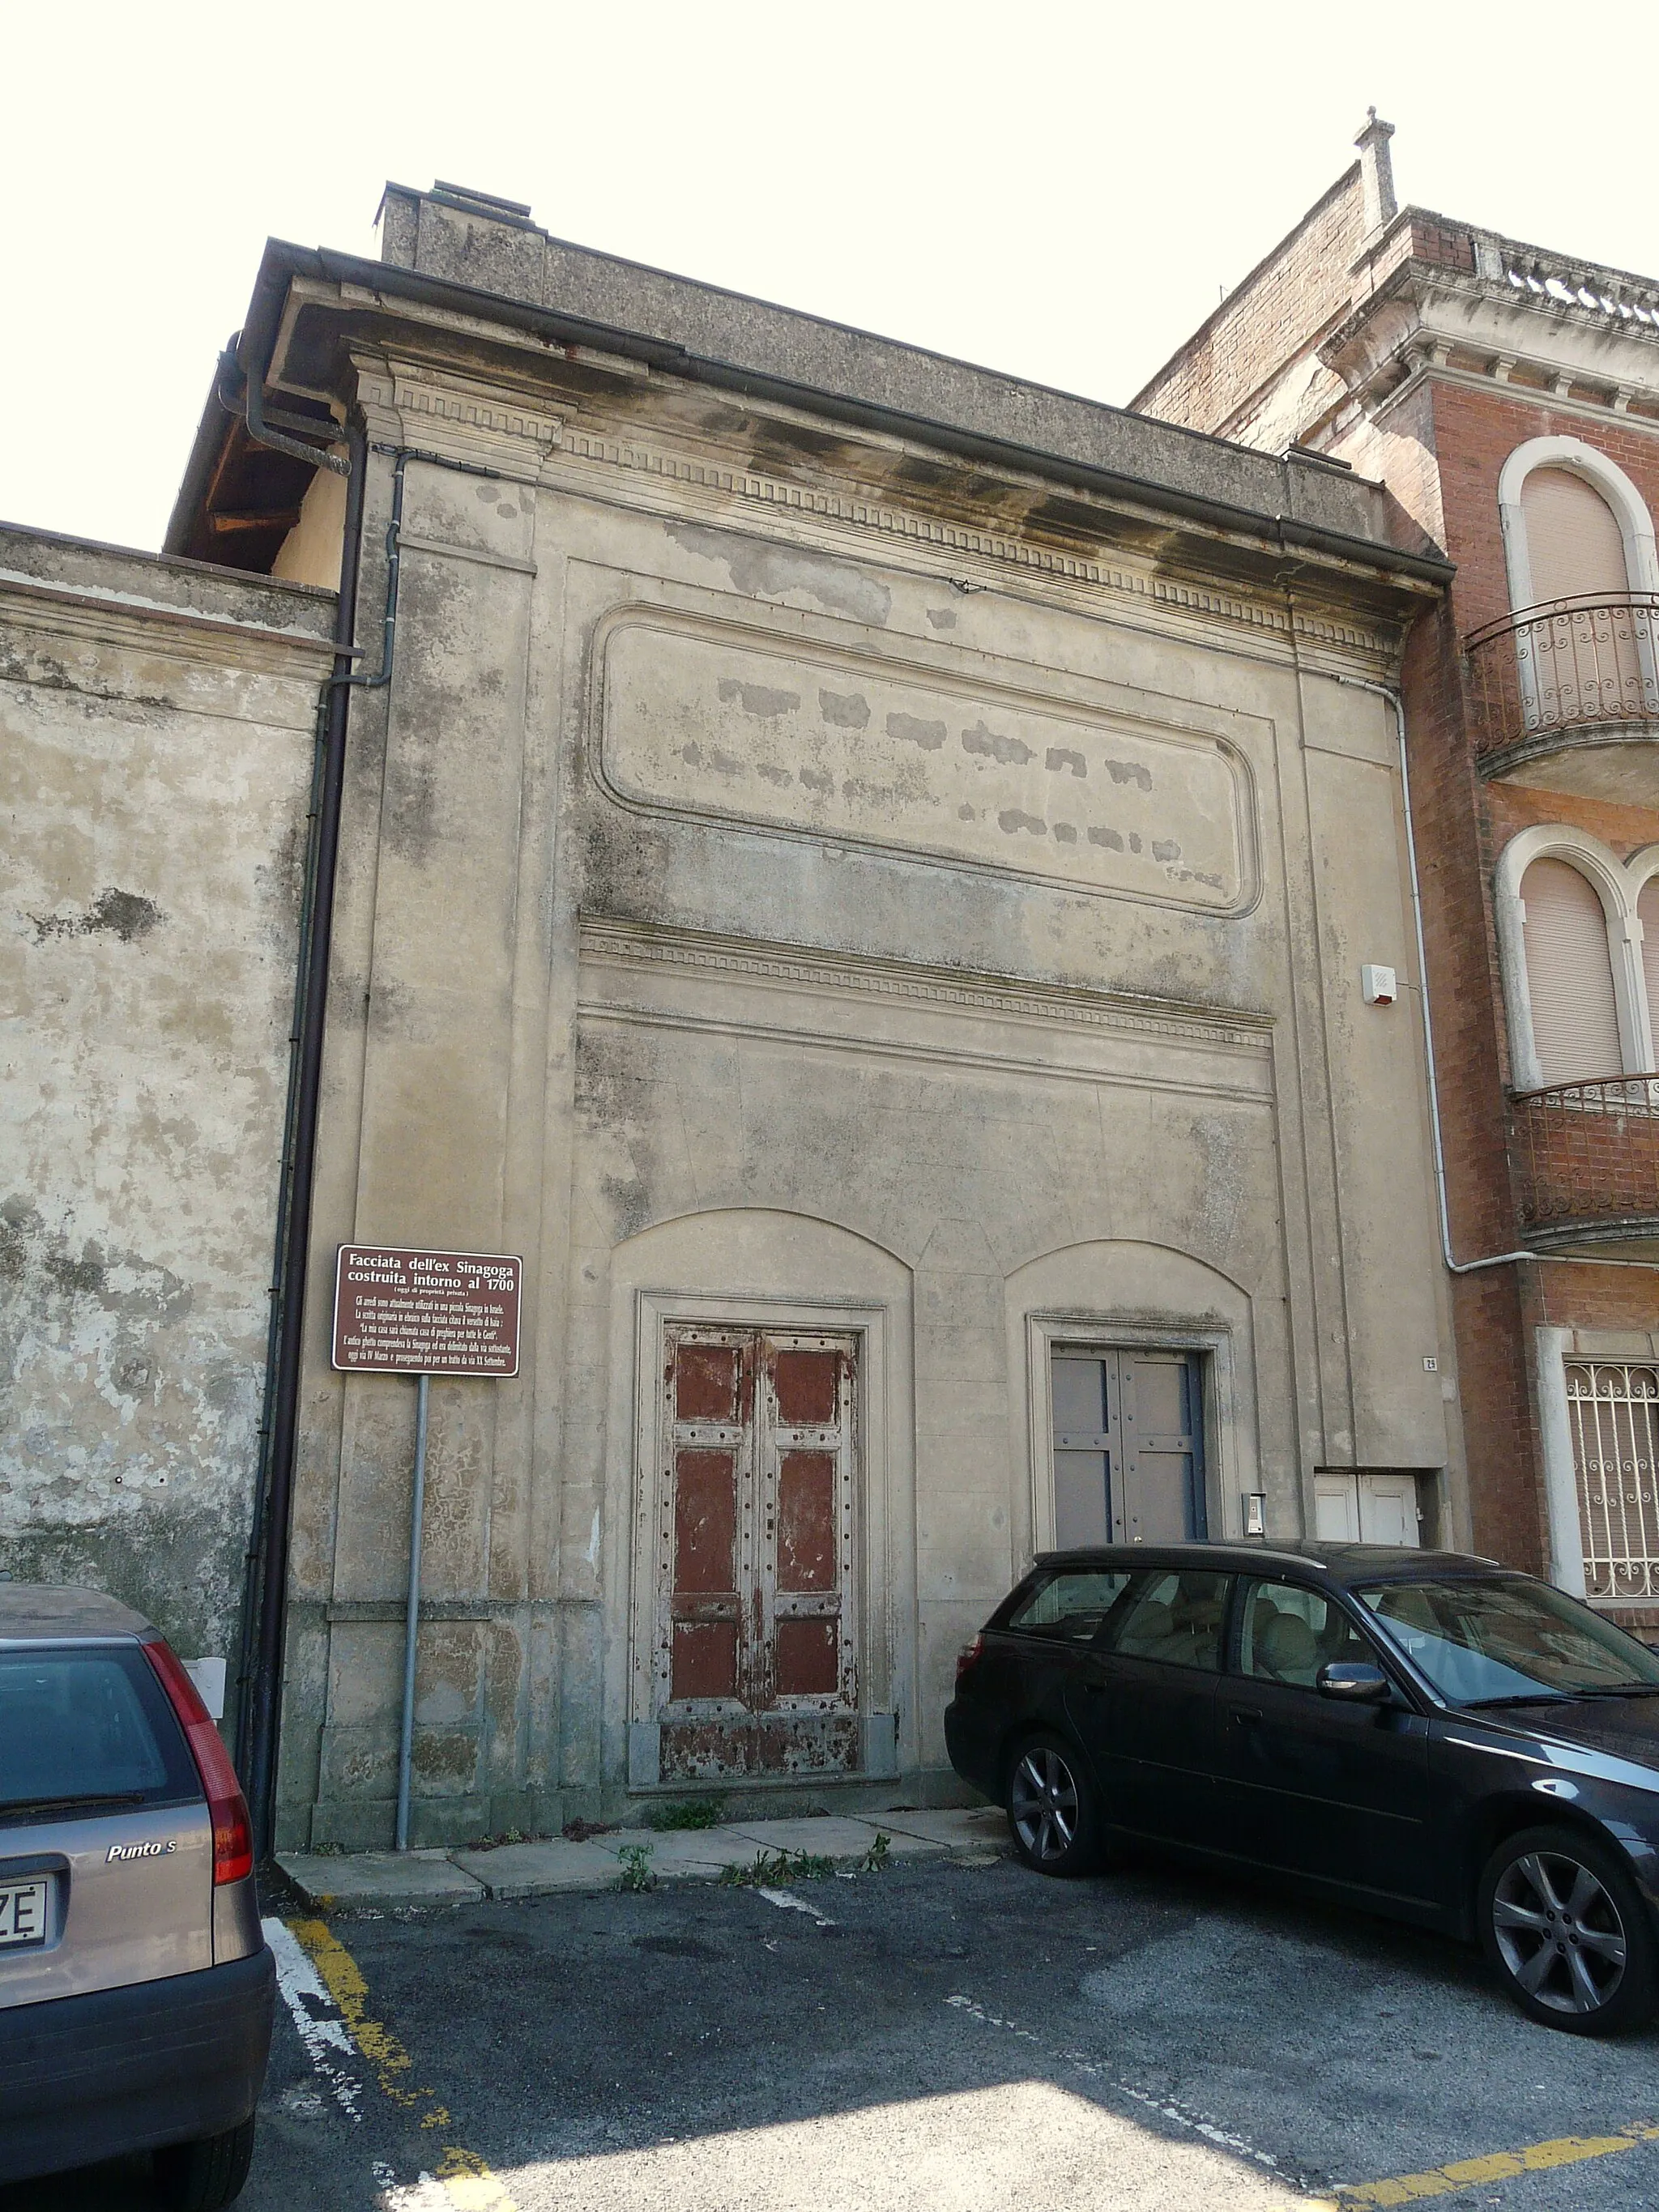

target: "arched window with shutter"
[1520,467,1632,609]
[1520,857,1622,1087]
[1498,440,1659,737]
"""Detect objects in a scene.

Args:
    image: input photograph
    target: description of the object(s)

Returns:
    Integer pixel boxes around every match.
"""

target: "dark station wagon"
[947,1541,1659,2035]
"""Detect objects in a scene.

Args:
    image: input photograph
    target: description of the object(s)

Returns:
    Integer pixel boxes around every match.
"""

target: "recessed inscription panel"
[598,611,1255,911]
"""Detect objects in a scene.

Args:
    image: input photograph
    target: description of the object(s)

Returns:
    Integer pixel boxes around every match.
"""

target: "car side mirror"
[1317,1661,1391,1703]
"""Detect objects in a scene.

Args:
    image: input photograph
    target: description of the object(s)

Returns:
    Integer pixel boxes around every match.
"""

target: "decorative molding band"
[552,426,1397,663]
[577,915,1275,1055]
[354,356,564,465]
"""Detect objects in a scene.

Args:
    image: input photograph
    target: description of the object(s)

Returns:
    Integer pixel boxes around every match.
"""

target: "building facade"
[1135,117,1659,1626]
[1,525,335,1683]
[6,177,1461,1848]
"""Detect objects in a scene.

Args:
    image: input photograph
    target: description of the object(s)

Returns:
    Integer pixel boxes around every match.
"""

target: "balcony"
[1466,595,1659,799]
[1512,1073,1659,1257]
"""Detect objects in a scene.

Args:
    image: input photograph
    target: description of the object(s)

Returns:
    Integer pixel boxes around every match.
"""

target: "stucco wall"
[270,337,1460,1849]
[0,528,335,1686]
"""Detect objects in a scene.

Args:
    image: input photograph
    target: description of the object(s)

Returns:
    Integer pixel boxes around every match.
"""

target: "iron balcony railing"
[1466,594,1659,767]
[1512,1072,1659,1234]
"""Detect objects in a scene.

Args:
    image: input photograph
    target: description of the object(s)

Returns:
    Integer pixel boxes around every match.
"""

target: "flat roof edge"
[232,241,1449,593]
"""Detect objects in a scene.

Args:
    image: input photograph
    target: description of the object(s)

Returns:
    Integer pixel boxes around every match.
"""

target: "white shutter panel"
[1638,878,1659,1076]
[1520,468,1631,606]
[1520,859,1623,1086]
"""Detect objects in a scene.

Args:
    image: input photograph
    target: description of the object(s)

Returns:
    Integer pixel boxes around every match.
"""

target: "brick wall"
[1411,374,1659,1564]
[1132,168,1367,433]
[1431,381,1659,637]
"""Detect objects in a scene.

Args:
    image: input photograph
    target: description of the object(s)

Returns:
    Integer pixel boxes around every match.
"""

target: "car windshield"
[0,1644,198,1815]
[1358,1576,1659,1705]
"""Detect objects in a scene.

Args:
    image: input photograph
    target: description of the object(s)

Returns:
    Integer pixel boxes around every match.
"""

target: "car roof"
[0,1582,153,1643]
[1029,1540,1509,1589]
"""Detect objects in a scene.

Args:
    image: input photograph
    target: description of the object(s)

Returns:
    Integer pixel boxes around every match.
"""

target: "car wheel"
[1478,1825,1657,2036]
[153,2115,257,2212]
[1007,1733,1098,1876]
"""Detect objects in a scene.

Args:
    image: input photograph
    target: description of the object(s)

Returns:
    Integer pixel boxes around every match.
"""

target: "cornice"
[577,914,1275,1055]
[544,413,1405,676]
[1322,265,1659,436]
[0,572,339,679]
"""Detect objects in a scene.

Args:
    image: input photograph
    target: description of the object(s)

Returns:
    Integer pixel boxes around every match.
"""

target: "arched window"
[1498,439,1659,737]
[1520,467,1633,608]
[1519,857,1622,1085]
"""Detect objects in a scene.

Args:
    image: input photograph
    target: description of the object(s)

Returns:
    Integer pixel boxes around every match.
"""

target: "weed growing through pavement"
[646,1798,725,1831]
[617,1843,657,1892]
[719,1833,893,1886]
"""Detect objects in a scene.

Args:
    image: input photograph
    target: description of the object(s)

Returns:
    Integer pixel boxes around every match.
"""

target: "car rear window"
[0,1644,200,1818]
[1006,1569,1133,1643]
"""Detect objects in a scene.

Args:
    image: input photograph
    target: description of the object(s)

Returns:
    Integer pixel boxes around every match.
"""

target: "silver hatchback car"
[0,1585,273,2206]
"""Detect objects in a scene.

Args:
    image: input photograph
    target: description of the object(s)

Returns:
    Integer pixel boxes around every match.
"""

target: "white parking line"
[263,1914,365,2121]
[945,1989,1304,2189]
[757,1886,838,1927]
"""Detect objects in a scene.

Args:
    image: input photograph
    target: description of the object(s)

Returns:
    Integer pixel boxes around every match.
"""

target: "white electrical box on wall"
[1360,964,1397,1005]
[1243,1493,1267,1536]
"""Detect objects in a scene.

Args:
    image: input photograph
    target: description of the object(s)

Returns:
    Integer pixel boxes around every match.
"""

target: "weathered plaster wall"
[0,527,335,1684]
[271,330,1459,1850]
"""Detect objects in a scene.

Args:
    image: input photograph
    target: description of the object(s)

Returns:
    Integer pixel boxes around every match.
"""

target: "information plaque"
[331,1246,522,1376]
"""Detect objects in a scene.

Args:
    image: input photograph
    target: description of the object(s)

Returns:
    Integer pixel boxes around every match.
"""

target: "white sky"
[6,0,1657,554]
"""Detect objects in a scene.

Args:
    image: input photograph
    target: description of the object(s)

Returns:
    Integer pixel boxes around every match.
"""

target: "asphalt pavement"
[8,1842,1659,2211]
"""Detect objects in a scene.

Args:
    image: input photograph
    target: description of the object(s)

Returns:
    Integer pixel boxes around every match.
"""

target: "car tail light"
[143,1637,254,1886]
[955,1634,986,1688]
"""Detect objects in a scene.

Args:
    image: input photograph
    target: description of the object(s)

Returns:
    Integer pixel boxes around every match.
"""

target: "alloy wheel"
[1010,1745,1080,1865]
[1491,1848,1628,2016]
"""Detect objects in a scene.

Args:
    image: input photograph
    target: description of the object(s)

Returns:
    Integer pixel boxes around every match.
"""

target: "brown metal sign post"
[332,1247,522,1848]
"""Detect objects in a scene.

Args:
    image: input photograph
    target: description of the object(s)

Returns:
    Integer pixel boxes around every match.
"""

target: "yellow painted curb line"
[288,1916,522,2210]
[1337,2120,1659,2205]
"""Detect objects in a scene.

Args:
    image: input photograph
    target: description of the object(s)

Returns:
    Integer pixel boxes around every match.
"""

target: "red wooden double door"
[655,1324,859,1778]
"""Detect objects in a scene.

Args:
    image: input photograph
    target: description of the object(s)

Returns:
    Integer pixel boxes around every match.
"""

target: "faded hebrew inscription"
[600,615,1252,910]
[332,1247,522,1375]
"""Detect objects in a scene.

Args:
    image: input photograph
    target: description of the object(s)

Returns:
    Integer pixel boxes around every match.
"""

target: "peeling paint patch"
[963,720,1034,767]
[887,712,945,751]
[925,608,957,630]
[1104,758,1154,791]
[1088,826,1125,851]
[1046,748,1086,778]
[819,689,871,730]
[997,810,1047,837]
[1152,837,1183,863]
[1053,822,1078,844]
[717,678,798,718]
[32,887,163,944]
[666,523,891,624]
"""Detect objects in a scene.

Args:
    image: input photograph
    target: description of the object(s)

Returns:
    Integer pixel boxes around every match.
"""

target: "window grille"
[1566,1362,1659,1600]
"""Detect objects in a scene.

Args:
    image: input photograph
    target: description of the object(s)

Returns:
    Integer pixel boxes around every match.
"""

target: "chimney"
[1354,108,1397,236]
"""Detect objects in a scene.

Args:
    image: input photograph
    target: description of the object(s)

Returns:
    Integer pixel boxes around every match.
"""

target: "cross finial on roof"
[1354,109,1398,235]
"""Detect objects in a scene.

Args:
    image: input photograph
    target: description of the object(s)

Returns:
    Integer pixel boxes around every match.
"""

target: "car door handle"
[1081,1678,1107,1695]
[1227,1707,1265,1726]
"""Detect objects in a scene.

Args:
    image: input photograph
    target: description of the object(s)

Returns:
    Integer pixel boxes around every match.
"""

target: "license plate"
[0,1880,49,1947]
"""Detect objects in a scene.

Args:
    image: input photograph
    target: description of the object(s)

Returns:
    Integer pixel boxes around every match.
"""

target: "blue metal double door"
[1051,1348,1206,1548]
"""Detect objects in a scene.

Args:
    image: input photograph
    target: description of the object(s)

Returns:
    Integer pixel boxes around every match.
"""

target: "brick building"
[1136,117,1659,1621]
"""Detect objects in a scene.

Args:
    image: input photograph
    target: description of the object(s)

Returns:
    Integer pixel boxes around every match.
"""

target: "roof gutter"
[173,241,1454,596]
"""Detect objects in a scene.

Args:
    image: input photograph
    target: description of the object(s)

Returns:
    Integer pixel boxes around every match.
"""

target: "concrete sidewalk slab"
[866,1806,1007,1851]
[724,1817,899,1859]
[452,1839,620,1899]
[588,1826,756,1877]
[277,1849,486,1909]
[277,1806,1004,1910]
